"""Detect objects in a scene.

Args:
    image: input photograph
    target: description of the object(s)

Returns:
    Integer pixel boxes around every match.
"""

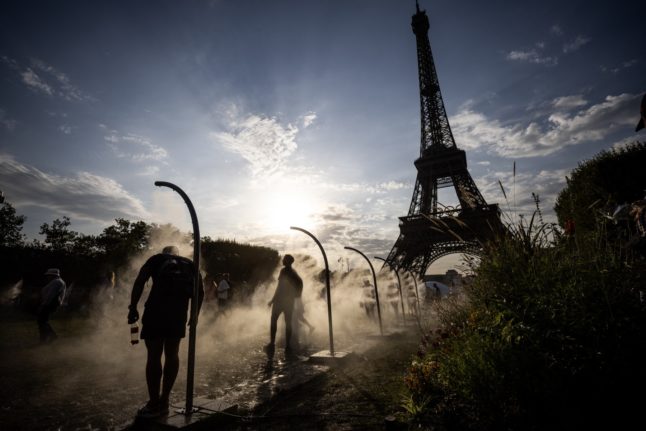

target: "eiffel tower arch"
[385,2,505,277]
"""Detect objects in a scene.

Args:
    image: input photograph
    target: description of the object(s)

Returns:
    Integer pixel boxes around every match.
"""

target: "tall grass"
[404,210,646,430]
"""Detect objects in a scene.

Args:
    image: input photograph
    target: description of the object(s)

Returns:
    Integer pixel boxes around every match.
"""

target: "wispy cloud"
[601,59,638,74]
[101,125,168,162]
[302,112,317,128]
[506,49,558,66]
[1,56,93,102]
[0,154,147,222]
[58,124,72,134]
[211,109,309,177]
[562,35,590,53]
[451,93,640,158]
[552,94,587,110]
[549,24,563,36]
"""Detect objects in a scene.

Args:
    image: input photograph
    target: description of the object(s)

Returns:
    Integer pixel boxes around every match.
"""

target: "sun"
[264,191,318,233]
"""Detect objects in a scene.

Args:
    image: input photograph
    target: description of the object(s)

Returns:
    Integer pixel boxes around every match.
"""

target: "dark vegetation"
[405,142,646,430]
[0,205,280,313]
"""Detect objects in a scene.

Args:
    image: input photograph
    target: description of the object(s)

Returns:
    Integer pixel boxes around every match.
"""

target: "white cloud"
[21,68,54,95]
[137,165,160,176]
[59,124,72,134]
[0,154,147,222]
[477,168,569,222]
[476,161,490,166]
[550,25,563,36]
[211,112,300,177]
[3,57,93,102]
[552,94,587,110]
[602,59,638,74]
[104,128,168,162]
[506,49,557,66]
[562,35,590,53]
[302,112,317,128]
[451,93,640,158]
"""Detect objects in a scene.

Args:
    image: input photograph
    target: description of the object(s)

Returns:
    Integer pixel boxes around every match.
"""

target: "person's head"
[283,254,295,267]
[44,268,61,279]
[162,245,179,255]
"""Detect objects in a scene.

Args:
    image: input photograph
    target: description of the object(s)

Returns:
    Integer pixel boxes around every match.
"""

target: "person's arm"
[128,259,152,323]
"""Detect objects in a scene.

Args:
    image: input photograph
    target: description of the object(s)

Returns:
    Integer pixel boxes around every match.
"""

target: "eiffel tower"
[385,1,504,277]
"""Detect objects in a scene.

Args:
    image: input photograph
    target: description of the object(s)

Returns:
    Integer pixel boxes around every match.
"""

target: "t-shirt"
[132,253,204,310]
[272,266,303,307]
[217,279,230,299]
[41,278,66,307]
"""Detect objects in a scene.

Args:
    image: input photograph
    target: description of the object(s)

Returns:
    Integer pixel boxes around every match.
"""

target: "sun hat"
[44,268,60,277]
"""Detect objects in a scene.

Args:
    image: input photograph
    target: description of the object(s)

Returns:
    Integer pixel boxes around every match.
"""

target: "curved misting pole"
[374,257,406,325]
[343,247,383,336]
[154,181,200,414]
[290,226,334,356]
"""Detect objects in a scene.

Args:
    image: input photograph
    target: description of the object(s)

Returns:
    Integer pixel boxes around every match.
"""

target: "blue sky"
[1,0,644,273]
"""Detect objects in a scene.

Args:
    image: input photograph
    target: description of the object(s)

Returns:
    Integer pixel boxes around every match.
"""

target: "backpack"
[156,256,195,298]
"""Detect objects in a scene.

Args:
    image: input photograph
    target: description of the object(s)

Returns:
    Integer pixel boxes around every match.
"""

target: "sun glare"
[264,192,318,233]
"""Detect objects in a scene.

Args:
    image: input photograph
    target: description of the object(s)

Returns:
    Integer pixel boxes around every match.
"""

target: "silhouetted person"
[127,245,204,419]
[265,254,302,355]
[37,268,66,343]
[217,272,231,312]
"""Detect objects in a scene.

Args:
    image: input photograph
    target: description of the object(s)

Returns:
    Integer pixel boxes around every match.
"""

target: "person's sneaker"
[137,401,162,419]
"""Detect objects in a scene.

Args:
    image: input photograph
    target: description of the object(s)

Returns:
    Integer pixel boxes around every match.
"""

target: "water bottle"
[130,323,139,345]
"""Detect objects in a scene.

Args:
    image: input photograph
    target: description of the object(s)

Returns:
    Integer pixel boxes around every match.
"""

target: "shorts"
[141,303,188,339]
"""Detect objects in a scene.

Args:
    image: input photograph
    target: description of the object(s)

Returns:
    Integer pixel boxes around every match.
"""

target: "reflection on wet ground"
[0,307,407,431]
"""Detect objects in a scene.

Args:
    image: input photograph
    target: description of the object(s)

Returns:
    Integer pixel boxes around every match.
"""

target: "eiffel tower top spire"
[412,1,457,157]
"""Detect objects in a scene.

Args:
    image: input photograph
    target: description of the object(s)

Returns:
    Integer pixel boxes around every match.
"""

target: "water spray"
[290,226,334,356]
[343,246,383,336]
[374,257,406,325]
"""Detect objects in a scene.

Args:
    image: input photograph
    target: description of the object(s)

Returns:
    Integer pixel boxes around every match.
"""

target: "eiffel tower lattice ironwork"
[385,2,504,277]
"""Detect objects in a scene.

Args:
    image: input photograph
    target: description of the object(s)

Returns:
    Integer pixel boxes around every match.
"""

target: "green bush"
[405,215,646,430]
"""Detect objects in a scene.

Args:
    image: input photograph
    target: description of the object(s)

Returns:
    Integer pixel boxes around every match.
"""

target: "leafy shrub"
[404,213,646,430]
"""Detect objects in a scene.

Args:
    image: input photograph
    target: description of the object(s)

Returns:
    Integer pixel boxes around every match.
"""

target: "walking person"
[217,272,231,313]
[37,268,66,343]
[265,254,301,356]
[127,245,204,419]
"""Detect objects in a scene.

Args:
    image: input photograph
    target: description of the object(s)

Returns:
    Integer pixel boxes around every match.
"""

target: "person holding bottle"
[127,245,204,419]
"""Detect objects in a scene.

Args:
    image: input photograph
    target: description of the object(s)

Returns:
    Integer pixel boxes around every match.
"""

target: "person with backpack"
[127,245,204,419]
[37,268,66,343]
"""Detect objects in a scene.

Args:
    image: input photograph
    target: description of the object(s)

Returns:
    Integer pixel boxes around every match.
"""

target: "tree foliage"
[555,141,646,232]
[0,201,26,247]
[39,216,78,252]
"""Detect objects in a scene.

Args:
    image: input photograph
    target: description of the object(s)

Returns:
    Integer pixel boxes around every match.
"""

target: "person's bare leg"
[160,338,181,408]
[145,339,164,405]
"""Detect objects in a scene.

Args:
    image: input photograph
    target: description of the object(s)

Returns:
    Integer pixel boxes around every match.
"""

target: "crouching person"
[127,245,204,419]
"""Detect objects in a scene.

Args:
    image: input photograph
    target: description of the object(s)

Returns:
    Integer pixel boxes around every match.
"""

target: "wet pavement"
[0,302,423,431]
